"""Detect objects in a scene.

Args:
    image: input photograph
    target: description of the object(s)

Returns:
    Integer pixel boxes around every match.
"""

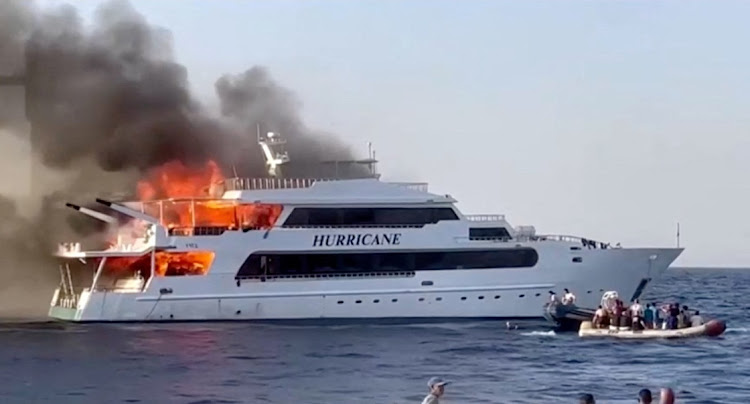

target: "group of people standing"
[592,298,704,330]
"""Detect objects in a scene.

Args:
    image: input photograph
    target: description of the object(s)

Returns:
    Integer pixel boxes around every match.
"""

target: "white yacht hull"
[49,246,681,322]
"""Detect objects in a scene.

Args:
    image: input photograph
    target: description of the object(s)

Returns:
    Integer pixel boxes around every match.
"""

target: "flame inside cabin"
[100,160,283,277]
[135,160,282,230]
[101,251,216,277]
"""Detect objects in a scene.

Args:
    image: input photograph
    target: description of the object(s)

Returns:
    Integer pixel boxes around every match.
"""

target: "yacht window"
[469,227,511,240]
[283,207,459,227]
[235,248,538,277]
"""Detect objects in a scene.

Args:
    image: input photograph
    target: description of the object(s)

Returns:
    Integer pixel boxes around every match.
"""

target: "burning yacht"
[49,133,682,322]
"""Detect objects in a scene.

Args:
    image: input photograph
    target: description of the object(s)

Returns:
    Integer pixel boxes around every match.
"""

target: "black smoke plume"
[0,0,364,318]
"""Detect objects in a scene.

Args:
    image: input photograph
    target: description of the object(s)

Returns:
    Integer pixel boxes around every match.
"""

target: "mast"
[676,222,680,248]
[257,125,290,177]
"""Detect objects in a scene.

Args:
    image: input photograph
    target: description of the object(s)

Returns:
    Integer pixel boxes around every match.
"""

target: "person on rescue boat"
[611,300,624,330]
[593,305,606,329]
[562,288,576,305]
[549,290,559,303]
[630,299,644,331]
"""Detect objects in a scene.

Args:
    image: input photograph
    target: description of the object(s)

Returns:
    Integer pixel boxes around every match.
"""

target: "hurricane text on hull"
[48,133,682,322]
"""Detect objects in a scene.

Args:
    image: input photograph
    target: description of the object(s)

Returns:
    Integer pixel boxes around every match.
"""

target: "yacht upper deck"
[223,177,429,193]
[220,177,454,205]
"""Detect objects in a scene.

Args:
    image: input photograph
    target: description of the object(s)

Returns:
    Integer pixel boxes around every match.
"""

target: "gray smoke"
[0,0,365,318]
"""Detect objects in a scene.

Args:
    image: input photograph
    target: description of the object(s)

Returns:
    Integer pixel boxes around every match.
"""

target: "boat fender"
[704,320,727,337]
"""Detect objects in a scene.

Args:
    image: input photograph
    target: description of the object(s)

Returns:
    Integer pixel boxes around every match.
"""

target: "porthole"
[418,297,425,302]
[436,297,443,301]
[535,293,541,297]
[460,297,467,301]
[519,294,525,298]
[337,301,344,304]
[572,257,583,263]
[494,295,500,299]
[392,298,398,303]
[355,300,362,304]
[373,299,380,303]
[478,296,484,300]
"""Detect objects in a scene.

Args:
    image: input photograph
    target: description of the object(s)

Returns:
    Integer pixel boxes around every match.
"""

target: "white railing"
[465,214,506,222]
[388,182,429,192]
[223,177,429,192]
[520,234,619,249]
[225,177,322,191]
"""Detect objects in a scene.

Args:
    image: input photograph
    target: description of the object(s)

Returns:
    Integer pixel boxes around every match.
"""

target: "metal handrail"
[465,214,506,221]
[223,177,429,192]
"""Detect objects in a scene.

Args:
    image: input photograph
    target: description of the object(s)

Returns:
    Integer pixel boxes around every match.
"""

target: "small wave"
[520,330,556,337]
[726,327,748,333]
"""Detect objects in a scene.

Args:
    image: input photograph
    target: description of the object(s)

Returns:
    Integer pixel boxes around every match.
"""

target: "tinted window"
[236,248,538,277]
[339,253,373,272]
[469,227,511,239]
[283,208,459,227]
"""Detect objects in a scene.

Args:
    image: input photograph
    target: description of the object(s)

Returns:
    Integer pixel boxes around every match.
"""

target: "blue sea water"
[0,267,748,404]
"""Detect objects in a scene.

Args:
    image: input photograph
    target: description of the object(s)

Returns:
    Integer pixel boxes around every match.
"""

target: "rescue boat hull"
[578,319,726,339]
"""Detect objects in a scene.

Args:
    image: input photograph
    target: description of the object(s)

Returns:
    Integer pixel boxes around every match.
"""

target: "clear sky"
[38,0,750,267]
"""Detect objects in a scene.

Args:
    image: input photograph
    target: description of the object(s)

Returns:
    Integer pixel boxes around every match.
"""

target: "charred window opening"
[282,207,459,227]
[94,251,215,291]
[236,248,538,278]
[140,200,282,233]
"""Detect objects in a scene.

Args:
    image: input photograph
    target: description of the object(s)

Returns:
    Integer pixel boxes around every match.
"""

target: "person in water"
[578,392,596,404]
[638,388,653,404]
[422,377,449,404]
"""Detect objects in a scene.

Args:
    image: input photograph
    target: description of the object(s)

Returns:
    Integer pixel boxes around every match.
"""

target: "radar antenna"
[257,124,290,177]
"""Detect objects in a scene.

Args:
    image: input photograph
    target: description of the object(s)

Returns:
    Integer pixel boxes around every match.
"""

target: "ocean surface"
[1,267,748,404]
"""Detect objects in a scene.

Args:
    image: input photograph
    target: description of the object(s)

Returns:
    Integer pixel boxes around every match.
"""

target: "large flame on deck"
[137,160,224,200]
[103,251,215,277]
[133,159,281,231]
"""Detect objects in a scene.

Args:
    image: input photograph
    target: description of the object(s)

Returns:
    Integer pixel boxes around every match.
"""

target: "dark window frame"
[236,248,538,278]
[469,227,512,240]
[283,207,459,227]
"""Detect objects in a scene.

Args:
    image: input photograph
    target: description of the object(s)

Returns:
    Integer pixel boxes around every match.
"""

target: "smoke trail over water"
[0,0,362,318]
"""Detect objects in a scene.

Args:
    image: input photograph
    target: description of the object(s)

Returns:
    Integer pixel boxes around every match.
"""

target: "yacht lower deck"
[49,246,679,322]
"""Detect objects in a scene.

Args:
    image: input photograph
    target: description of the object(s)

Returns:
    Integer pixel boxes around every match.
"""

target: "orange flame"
[137,160,224,200]
[103,251,215,277]
[133,159,282,230]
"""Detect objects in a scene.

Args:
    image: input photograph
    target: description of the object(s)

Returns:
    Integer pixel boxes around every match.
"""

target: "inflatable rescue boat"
[578,319,726,339]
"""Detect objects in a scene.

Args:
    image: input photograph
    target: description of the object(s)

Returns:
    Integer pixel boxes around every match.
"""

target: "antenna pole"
[676,222,680,248]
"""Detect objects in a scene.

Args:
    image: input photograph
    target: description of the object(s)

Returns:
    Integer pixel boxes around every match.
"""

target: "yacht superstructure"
[49,133,682,322]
